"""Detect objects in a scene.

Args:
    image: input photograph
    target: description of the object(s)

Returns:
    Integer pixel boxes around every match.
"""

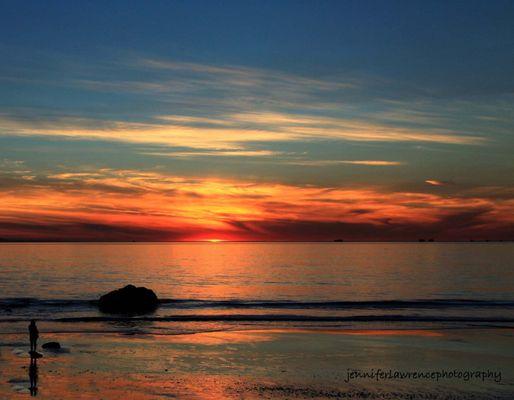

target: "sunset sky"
[0,0,513,241]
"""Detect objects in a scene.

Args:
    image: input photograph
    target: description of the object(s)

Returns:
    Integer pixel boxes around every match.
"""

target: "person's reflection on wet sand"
[29,357,38,397]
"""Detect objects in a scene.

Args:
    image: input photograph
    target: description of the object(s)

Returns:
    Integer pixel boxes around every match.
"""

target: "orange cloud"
[0,168,512,241]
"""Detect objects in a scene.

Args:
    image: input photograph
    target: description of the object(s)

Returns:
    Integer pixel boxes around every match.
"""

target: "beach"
[1,326,513,399]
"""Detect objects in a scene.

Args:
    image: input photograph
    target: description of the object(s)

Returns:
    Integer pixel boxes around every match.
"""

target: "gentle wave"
[3,298,514,329]
[2,314,514,324]
[159,299,514,310]
[0,298,94,309]
[2,297,514,311]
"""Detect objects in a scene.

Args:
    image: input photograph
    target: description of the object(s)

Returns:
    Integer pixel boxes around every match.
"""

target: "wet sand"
[1,327,513,399]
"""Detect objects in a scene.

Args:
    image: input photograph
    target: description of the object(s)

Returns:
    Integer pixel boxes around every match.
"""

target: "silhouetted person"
[29,357,38,396]
[29,320,39,353]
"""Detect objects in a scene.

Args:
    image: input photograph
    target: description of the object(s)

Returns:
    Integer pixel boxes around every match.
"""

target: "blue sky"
[0,0,513,241]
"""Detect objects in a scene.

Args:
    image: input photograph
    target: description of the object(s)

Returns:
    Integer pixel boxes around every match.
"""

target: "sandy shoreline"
[1,327,513,399]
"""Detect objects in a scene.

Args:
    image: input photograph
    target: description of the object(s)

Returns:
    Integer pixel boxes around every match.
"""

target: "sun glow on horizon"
[0,167,512,242]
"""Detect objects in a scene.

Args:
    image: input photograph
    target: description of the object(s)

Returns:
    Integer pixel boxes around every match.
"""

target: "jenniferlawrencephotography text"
[344,368,503,383]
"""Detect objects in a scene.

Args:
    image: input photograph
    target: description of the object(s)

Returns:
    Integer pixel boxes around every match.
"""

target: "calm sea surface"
[1,242,513,331]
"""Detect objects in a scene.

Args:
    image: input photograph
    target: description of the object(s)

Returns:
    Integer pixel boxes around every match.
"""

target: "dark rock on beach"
[98,285,159,314]
[42,342,61,350]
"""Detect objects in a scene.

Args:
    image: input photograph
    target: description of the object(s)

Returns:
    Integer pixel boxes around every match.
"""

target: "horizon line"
[0,239,512,244]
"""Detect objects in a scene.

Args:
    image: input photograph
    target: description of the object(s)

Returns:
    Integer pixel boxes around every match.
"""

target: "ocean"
[2,242,514,399]
[1,242,513,334]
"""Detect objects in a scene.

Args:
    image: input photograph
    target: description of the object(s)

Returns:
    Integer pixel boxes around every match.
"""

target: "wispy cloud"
[67,56,359,115]
[0,159,35,182]
[340,160,403,166]
[425,179,455,186]
[0,108,484,151]
[285,160,404,167]
[0,54,488,153]
[138,58,356,92]
[143,150,282,158]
